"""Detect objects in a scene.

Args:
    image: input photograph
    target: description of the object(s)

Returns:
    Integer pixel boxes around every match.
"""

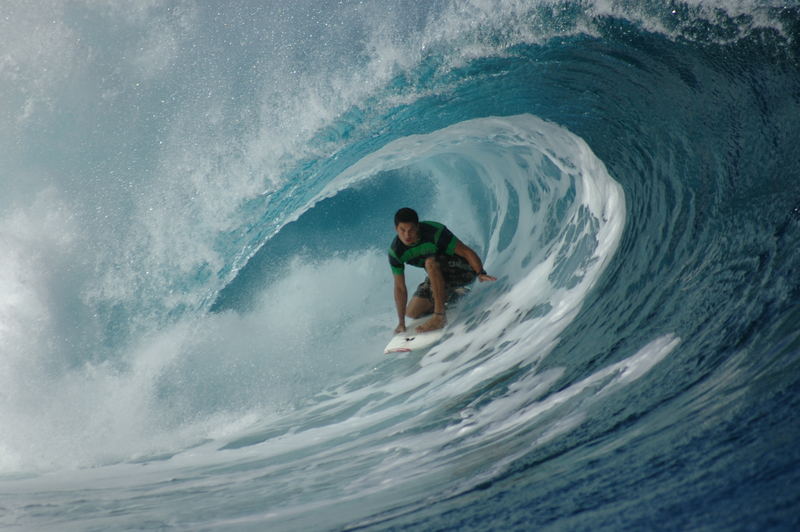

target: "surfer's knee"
[424,256,441,274]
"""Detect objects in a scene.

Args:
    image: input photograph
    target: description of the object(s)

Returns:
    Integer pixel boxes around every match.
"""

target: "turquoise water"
[1,1,799,530]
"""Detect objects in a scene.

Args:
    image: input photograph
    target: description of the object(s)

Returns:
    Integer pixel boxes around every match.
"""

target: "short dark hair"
[394,207,419,227]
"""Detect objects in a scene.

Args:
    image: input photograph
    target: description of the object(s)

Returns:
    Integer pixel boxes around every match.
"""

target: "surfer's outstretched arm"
[454,241,497,282]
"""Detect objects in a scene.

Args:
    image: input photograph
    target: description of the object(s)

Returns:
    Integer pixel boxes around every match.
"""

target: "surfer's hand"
[478,273,497,282]
[394,323,407,334]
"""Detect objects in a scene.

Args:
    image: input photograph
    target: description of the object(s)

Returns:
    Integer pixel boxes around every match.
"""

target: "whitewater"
[1,1,799,530]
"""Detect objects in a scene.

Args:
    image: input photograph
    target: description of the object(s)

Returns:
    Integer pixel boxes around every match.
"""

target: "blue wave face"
[1,1,799,530]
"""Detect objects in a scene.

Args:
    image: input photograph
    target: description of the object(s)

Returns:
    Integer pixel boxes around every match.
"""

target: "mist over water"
[2,1,799,530]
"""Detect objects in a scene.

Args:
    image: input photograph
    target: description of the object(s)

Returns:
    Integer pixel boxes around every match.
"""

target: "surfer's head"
[394,207,418,227]
[395,207,420,246]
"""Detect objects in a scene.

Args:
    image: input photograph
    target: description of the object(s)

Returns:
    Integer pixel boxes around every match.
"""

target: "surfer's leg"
[406,294,433,318]
[425,257,446,315]
[407,276,432,318]
[440,255,478,304]
[407,277,435,318]
[417,257,447,332]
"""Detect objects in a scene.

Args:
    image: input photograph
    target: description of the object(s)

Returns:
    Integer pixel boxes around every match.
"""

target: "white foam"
[480,335,681,439]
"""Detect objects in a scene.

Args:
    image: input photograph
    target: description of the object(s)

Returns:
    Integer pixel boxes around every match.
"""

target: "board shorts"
[413,254,477,304]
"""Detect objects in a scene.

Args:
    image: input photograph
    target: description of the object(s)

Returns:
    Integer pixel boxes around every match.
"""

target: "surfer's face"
[396,222,419,246]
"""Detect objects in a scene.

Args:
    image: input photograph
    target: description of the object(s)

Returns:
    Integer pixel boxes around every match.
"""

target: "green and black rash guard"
[388,221,460,275]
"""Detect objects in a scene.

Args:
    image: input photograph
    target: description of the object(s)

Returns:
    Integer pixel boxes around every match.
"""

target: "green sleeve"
[388,249,404,275]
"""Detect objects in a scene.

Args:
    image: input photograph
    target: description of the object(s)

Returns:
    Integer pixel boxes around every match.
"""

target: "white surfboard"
[384,317,446,354]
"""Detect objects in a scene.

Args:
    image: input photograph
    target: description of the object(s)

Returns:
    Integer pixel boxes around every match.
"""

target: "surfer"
[390,207,496,333]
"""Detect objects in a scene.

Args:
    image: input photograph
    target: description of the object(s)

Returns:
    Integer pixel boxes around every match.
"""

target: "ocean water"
[1,1,799,530]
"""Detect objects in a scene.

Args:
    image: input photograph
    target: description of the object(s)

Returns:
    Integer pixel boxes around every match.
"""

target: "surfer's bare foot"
[417,312,446,332]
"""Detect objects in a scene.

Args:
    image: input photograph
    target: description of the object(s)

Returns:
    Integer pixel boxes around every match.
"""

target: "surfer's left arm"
[393,273,409,333]
[454,241,497,282]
